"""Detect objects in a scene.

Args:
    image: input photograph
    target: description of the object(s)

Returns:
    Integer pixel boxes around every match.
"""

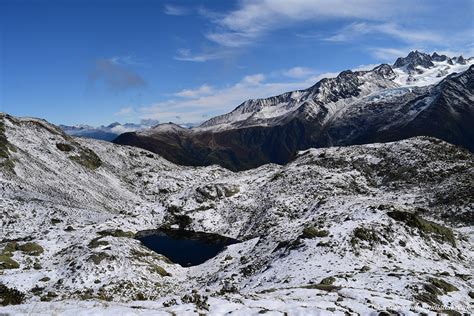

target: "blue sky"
[0,0,473,126]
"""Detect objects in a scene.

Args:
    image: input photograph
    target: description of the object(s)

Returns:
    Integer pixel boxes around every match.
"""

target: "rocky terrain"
[114,51,474,171]
[0,113,473,314]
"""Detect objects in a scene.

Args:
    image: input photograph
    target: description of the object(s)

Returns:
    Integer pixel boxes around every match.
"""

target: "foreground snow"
[0,114,472,314]
[1,287,468,315]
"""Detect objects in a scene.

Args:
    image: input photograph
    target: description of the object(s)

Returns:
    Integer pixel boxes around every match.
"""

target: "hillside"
[1,113,473,314]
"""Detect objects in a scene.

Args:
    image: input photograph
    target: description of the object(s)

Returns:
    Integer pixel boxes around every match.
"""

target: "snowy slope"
[195,64,400,131]
[1,113,473,314]
[194,51,473,131]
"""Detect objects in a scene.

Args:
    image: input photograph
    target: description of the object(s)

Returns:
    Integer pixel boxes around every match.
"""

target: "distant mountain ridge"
[114,51,473,171]
[59,121,160,141]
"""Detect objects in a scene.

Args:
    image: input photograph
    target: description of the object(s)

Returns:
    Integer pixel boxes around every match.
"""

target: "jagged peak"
[454,55,467,64]
[372,64,396,79]
[337,70,355,78]
[431,52,450,62]
[393,50,434,70]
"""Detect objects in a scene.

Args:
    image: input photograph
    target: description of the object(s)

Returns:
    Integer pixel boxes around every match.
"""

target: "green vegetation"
[319,276,336,285]
[301,284,340,292]
[33,261,42,270]
[414,292,442,306]
[270,172,284,181]
[129,249,173,264]
[150,264,171,277]
[429,278,459,293]
[0,254,20,269]
[0,283,25,306]
[415,278,459,307]
[181,292,209,311]
[69,147,102,170]
[423,283,442,295]
[0,120,10,159]
[88,252,110,265]
[0,243,20,269]
[387,211,456,246]
[56,143,73,152]
[3,242,17,255]
[40,291,58,302]
[0,120,16,173]
[17,242,44,256]
[135,292,146,301]
[98,229,135,238]
[351,227,380,246]
[88,237,109,249]
[301,226,330,238]
[88,231,131,259]
[224,186,240,197]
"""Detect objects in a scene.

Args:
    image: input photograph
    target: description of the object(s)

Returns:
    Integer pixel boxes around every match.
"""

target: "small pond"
[136,228,240,267]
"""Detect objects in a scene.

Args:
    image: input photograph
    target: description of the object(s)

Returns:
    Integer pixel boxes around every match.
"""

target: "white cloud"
[174,84,214,98]
[432,47,474,58]
[110,125,137,134]
[351,64,380,71]
[174,48,228,62]
[108,55,147,67]
[238,74,265,86]
[205,32,254,48]
[369,47,414,61]
[114,106,135,116]
[324,22,441,44]
[163,4,189,16]
[284,67,315,78]
[139,71,338,124]
[204,0,418,48]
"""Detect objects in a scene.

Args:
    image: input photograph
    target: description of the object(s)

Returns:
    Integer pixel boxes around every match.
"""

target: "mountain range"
[59,120,160,142]
[114,51,474,171]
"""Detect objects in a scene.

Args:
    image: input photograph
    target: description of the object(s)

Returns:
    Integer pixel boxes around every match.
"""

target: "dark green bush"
[0,283,25,306]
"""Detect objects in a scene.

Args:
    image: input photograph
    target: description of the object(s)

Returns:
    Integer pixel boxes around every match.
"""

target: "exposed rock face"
[317,66,474,149]
[115,58,473,171]
[394,50,434,71]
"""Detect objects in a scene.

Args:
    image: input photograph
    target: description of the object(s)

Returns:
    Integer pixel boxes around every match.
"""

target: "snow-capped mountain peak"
[392,52,473,87]
[198,64,400,131]
[196,52,472,132]
[393,50,434,70]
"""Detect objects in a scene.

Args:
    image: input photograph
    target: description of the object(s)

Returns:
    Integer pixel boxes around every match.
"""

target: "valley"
[0,112,472,314]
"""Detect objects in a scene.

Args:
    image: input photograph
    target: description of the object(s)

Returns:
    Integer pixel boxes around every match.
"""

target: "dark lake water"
[136,228,239,267]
